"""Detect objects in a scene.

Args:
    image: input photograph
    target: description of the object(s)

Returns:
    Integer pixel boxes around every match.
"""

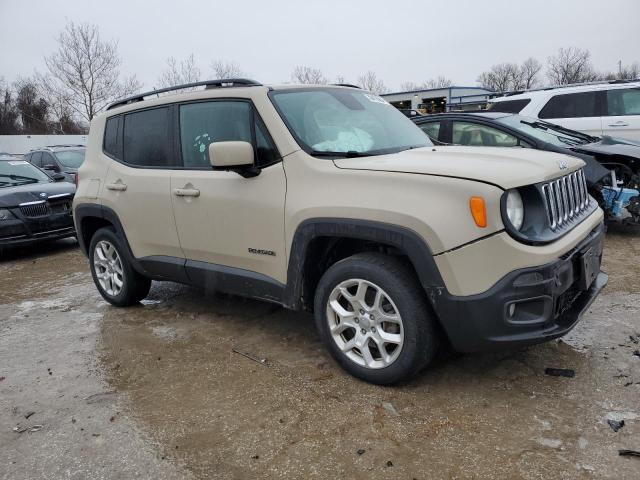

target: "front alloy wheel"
[327,279,404,369]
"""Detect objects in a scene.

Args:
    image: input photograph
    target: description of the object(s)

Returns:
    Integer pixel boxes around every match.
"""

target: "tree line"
[2,20,639,135]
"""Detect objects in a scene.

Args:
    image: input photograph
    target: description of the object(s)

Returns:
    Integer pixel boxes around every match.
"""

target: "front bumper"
[434,223,607,352]
[0,213,76,247]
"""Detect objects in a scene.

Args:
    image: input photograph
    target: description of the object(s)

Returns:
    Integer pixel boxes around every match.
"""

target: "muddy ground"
[1,228,639,479]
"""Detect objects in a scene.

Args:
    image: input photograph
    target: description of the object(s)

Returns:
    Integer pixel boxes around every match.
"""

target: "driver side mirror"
[52,173,66,182]
[209,141,259,178]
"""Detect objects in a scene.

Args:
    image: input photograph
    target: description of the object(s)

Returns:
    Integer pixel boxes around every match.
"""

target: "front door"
[170,100,287,285]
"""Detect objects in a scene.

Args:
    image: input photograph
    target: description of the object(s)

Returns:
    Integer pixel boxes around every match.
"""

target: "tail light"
[74,173,79,187]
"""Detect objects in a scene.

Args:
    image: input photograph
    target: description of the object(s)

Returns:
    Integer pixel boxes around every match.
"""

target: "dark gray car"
[24,145,85,183]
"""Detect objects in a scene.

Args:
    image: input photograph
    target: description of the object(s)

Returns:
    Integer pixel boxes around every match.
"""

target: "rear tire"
[314,252,439,385]
[88,227,151,307]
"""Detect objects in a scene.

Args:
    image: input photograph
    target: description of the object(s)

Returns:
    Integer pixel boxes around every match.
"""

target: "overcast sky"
[1,0,639,92]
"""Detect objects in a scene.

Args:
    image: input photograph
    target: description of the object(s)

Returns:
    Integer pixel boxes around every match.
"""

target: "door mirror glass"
[52,173,66,181]
[209,141,254,168]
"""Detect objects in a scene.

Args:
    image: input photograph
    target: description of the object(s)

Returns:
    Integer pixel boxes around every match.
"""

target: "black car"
[413,112,640,225]
[23,145,86,183]
[0,154,76,248]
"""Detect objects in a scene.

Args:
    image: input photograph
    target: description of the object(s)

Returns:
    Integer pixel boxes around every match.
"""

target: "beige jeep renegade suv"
[73,79,607,384]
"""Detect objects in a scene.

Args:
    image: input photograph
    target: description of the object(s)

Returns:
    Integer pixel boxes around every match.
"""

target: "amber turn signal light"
[469,197,487,228]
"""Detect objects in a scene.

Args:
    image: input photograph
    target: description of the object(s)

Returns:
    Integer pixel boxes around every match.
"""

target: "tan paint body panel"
[283,151,504,256]
[334,146,585,190]
[171,163,287,283]
[435,207,604,296]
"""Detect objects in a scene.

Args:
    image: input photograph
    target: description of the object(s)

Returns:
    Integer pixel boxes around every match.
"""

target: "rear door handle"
[173,188,200,197]
[106,183,127,191]
[608,122,629,127]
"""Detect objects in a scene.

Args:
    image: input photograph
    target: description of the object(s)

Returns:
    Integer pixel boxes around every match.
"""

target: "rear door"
[170,99,287,284]
[100,108,184,266]
[603,87,640,141]
[537,91,604,136]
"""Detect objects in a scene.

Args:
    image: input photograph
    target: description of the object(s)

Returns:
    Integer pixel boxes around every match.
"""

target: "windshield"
[270,88,432,157]
[0,159,51,187]
[496,115,597,147]
[54,149,85,168]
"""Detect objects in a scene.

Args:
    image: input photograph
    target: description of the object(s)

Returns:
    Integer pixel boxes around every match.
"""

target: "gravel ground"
[1,228,639,479]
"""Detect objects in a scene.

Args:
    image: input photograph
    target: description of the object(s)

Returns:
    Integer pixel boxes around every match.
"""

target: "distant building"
[382,86,494,114]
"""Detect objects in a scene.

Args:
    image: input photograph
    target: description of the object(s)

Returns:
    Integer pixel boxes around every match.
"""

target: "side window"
[42,152,57,168]
[539,92,599,119]
[606,88,640,116]
[123,107,174,167]
[488,99,531,114]
[23,153,32,163]
[452,122,519,147]
[419,122,442,143]
[31,151,43,167]
[104,115,123,159]
[179,101,252,168]
[255,117,280,167]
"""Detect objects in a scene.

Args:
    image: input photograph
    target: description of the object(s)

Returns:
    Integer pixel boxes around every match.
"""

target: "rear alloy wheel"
[93,240,124,296]
[314,252,439,384]
[89,227,151,307]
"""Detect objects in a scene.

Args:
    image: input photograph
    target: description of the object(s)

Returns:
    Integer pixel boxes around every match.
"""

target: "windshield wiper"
[0,173,41,182]
[521,120,594,144]
[310,150,372,158]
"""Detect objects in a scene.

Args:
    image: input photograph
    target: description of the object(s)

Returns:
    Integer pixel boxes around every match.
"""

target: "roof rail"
[331,83,361,89]
[45,144,85,148]
[493,78,640,98]
[106,78,263,111]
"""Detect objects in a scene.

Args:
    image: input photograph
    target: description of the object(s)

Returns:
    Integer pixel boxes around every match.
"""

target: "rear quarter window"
[488,99,531,114]
[104,115,123,159]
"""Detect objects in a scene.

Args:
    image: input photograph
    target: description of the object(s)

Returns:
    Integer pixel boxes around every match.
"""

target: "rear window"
[488,99,531,114]
[123,107,175,167]
[539,91,599,119]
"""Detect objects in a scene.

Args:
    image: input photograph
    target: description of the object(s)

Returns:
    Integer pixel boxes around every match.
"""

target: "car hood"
[0,181,75,208]
[570,136,640,160]
[333,146,584,189]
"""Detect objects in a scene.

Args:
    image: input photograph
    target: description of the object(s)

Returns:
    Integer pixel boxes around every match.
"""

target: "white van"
[489,81,640,142]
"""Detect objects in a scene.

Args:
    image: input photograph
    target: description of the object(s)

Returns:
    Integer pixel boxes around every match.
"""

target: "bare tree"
[400,76,453,91]
[335,75,347,84]
[43,21,141,122]
[357,71,388,94]
[477,63,520,92]
[547,47,598,85]
[158,54,201,88]
[211,60,245,79]
[291,66,327,84]
[600,61,640,81]
[520,57,543,89]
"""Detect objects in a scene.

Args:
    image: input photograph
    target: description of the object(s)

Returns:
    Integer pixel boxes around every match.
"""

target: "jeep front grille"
[541,169,589,230]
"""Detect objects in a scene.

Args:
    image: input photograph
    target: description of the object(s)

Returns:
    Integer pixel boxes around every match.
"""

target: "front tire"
[314,253,439,385]
[89,227,151,307]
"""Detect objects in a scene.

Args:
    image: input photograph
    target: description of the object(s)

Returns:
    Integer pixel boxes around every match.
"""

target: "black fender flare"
[281,218,447,310]
[74,203,149,277]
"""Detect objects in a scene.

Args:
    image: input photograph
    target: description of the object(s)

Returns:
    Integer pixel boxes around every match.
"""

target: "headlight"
[505,189,524,230]
[0,208,15,221]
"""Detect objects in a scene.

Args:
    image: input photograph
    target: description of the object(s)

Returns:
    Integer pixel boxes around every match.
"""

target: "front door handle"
[173,188,200,197]
[106,182,127,191]
[608,122,629,127]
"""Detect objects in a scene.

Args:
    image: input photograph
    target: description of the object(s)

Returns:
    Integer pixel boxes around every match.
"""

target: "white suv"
[489,81,640,142]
